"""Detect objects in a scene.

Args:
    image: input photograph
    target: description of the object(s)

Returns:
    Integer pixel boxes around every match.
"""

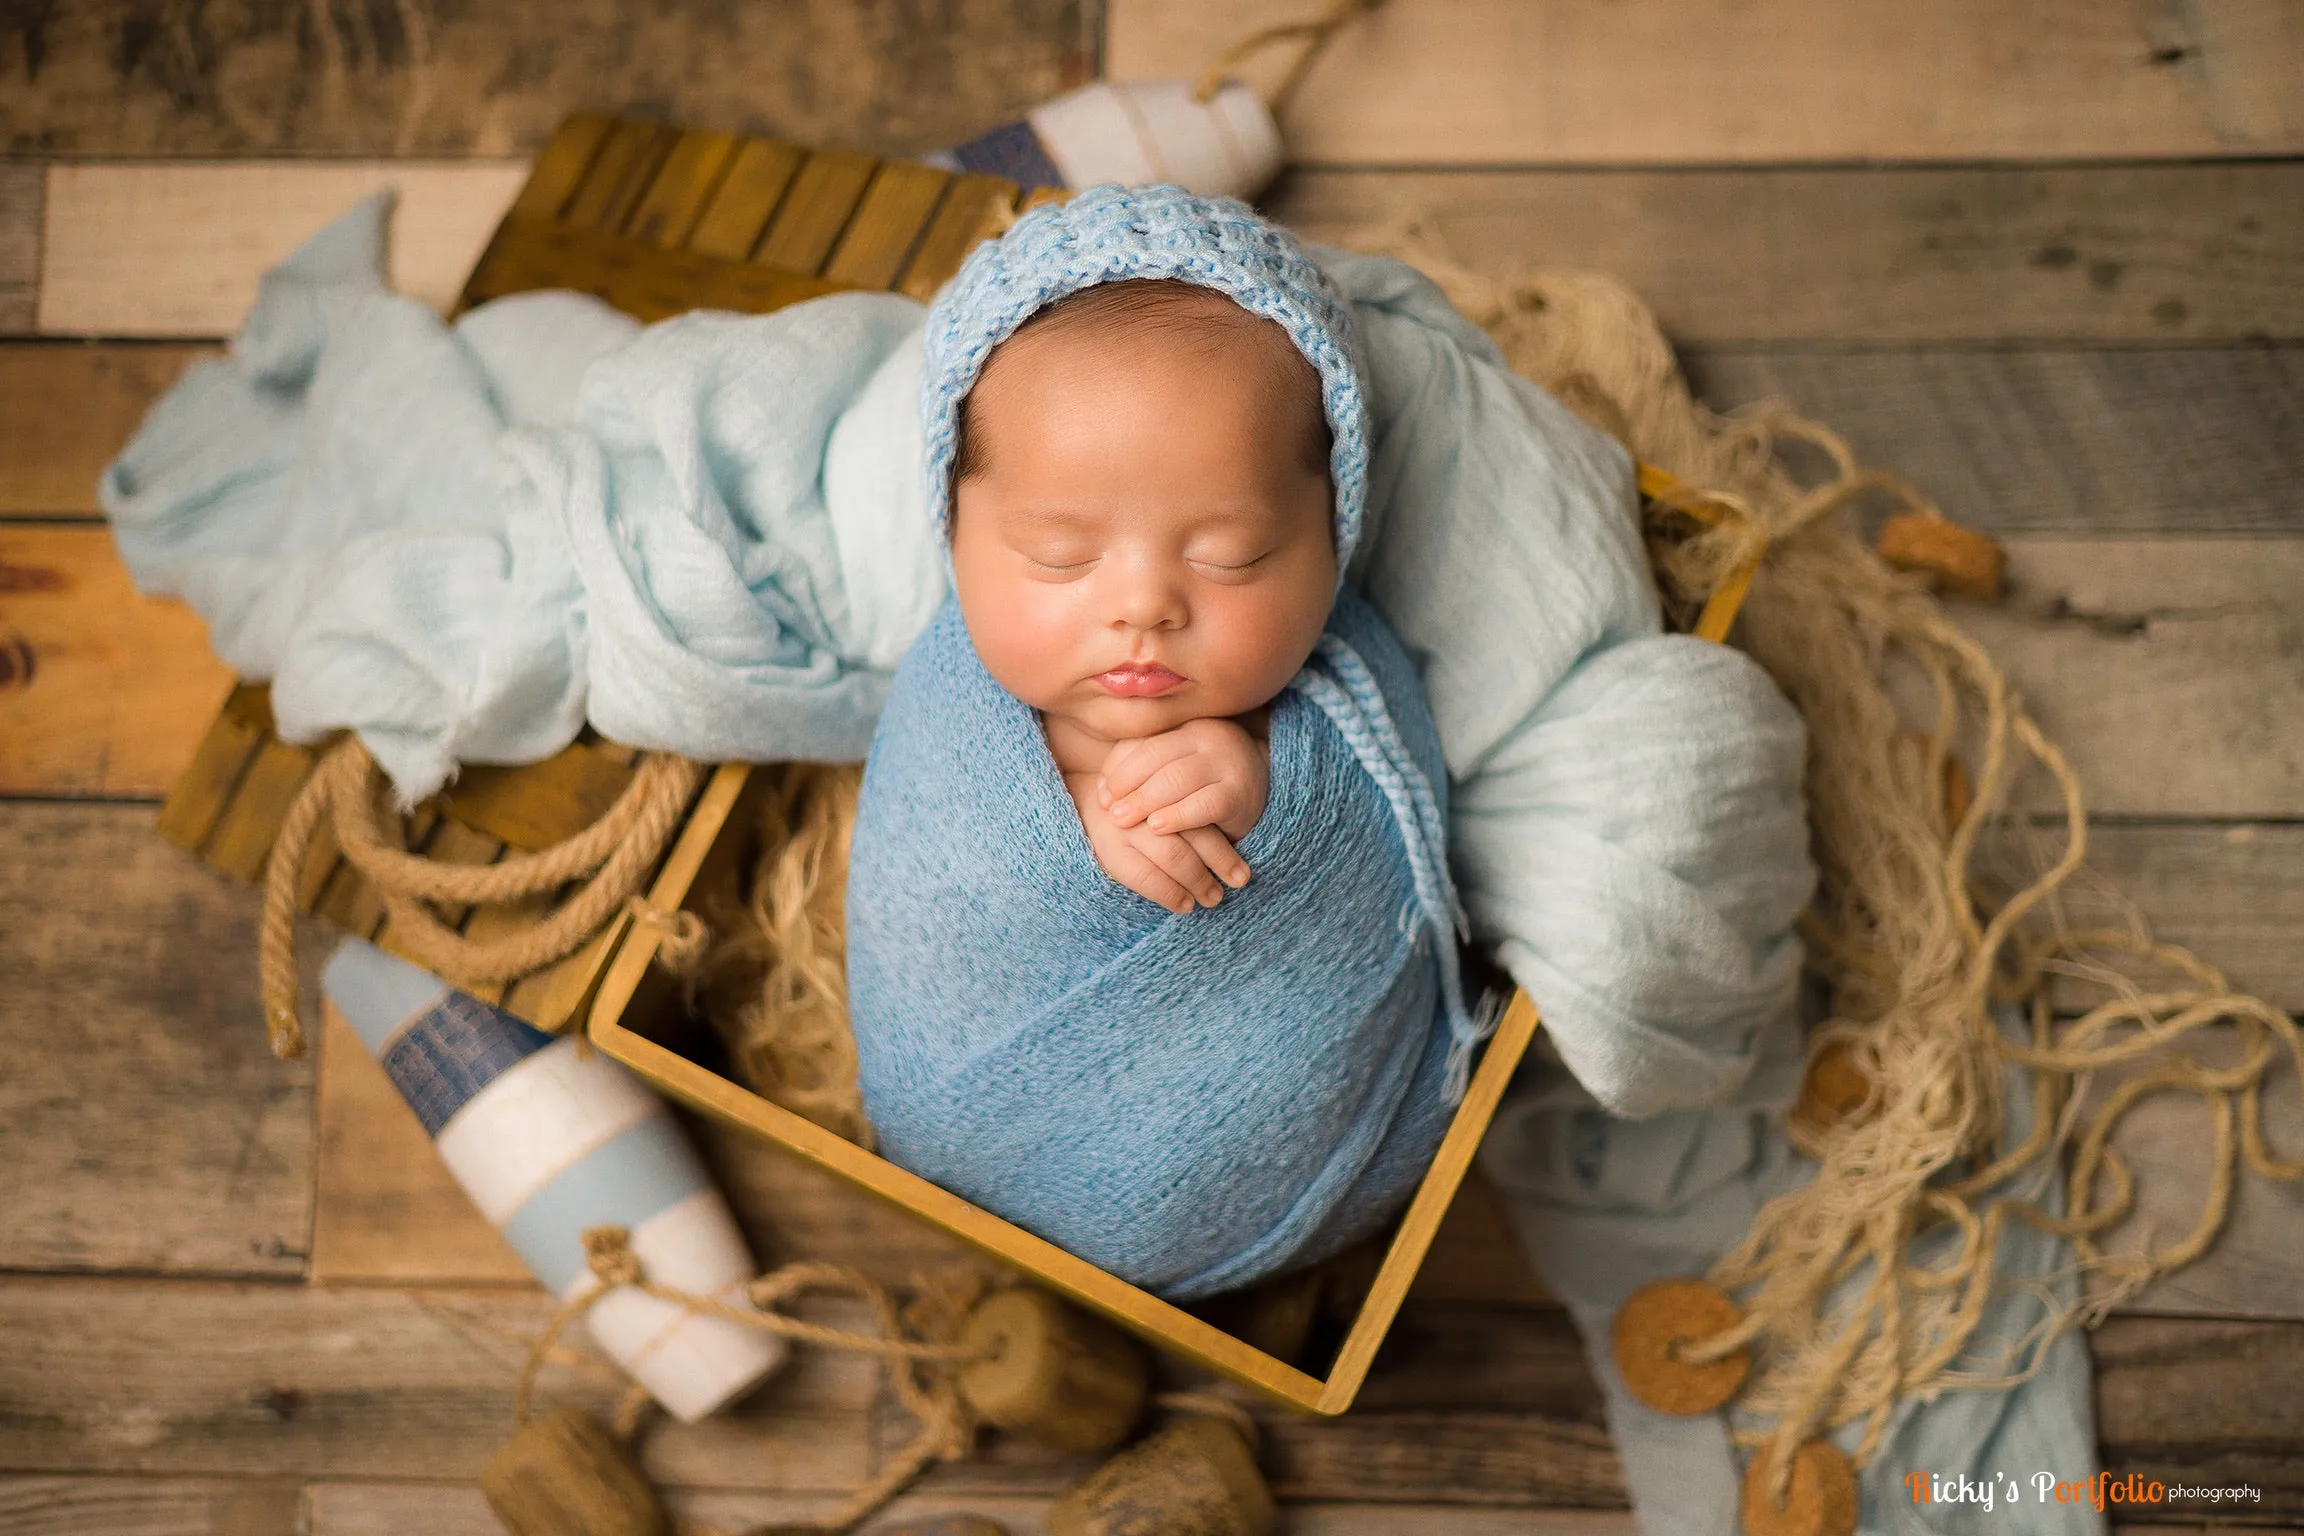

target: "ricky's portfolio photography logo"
[1905,1470,2265,1513]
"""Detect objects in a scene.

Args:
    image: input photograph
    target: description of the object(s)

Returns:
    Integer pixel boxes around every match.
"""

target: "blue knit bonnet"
[917,182,1370,581]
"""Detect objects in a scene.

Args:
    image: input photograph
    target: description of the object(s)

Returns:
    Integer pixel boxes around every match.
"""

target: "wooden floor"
[3,1,2302,1531]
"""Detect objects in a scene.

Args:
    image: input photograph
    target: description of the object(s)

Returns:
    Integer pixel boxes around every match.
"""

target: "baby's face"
[949,291,1337,747]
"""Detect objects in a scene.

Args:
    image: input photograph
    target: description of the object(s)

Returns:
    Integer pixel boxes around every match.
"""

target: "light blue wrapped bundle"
[847,584,1492,1302]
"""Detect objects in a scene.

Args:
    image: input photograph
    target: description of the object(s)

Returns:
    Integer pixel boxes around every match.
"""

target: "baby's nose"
[1111,564,1188,630]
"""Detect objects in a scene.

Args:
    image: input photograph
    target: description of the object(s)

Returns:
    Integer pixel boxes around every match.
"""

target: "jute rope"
[684,764,876,1146]
[257,733,708,1057]
[1190,0,1384,115]
[1328,221,2304,1507]
[522,1226,986,1535]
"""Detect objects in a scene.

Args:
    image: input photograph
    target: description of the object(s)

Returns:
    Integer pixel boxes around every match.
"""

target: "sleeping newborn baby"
[845,186,1495,1301]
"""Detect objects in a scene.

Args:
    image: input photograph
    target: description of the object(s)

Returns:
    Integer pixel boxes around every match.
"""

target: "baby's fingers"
[1099,733,1197,809]
[1108,845,1199,916]
[1145,781,1243,837]
[1131,829,1227,910]
[1181,826,1250,890]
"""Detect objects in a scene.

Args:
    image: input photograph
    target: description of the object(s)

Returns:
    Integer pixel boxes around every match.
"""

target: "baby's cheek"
[960,579,1081,706]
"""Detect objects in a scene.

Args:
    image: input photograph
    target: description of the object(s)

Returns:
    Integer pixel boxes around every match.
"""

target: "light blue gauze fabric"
[847,186,1496,1300]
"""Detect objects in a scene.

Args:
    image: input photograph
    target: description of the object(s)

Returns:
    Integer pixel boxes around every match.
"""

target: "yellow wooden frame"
[585,761,1543,1415]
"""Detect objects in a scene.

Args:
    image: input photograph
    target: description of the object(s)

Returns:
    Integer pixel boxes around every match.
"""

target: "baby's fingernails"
[1225,865,1249,888]
[1149,814,1169,833]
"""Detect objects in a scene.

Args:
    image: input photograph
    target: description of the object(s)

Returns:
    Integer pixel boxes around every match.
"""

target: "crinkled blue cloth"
[849,584,1480,1300]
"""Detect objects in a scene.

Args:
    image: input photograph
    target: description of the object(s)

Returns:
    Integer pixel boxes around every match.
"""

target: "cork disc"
[958,1287,1149,1453]
[1877,513,2005,600]
[479,1408,667,1536]
[1793,1038,1875,1135]
[1740,1439,1859,1536]
[1610,1277,1749,1416]
[1048,1417,1277,1536]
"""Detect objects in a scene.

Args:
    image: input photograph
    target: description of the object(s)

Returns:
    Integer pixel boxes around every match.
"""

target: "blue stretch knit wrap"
[848,585,1475,1299]
[847,185,1495,1296]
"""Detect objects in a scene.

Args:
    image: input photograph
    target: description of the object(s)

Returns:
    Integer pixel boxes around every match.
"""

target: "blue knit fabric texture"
[848,583,1472,1300]
[918,182,1370,575]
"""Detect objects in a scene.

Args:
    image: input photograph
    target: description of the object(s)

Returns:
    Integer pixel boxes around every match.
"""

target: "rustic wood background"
[1,0,2300,1530]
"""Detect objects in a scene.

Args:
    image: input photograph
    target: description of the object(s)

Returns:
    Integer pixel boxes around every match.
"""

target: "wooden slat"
[506,113,617,223]
[627,130,743,250]
[34,163,527,336]
[0,343,214,515]
[898,174,1019,301]
[560,118,679,234]
[199,739,318,883]
[0,1478,302,1536]
[153,696,268,854]
[0,802,313,1277]
[442,741,638,851]
[0,524,235,797]
[1682,346,2304,534]
[1274,163,2304,343]
[754,149,878,275]
[685,139,808,262]
[820,161,952,290]
[1113,0,2304,163]
[459,214,846,324]
[0,165,39,333]
[0,1,1082,160]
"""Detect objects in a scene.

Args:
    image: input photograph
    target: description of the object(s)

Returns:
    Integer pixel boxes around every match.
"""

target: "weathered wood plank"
[1275,164,2304,344]
[2082,1020,2304,1322]
[0,1277,874,1488]
[0,0,1085,160]
[34,162,527,336]
[0,1478,300,1536]
[1953,540,2304,818]
[0,165,37,333]
[1,1276,2297,1513]
[754,149,879,276]
[1681,346,2304,536]
[0,343,212,515]
[28,163,2304,344]
[1113,0,2304,163]
[0,802,313,1277]
[0,524,234,797]
[305,1483,1650,1536]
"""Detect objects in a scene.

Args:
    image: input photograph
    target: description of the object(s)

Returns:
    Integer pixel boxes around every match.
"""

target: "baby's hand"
[1065,785,1246,914]
[1100,716,1271,845]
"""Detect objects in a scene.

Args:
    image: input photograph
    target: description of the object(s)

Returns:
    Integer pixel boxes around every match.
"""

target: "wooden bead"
[1877,512,2005,600]
[1792,1038,1875,1135]
[1740,1438,1859,1536]
[1048,1416,1277,1536]
[480,1408,668,1536]
[1611,1277,1749,1416]
[957,1287,1151,1453]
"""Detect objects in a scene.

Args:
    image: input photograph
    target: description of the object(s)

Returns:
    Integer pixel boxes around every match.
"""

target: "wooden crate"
[156,112,1034,1031]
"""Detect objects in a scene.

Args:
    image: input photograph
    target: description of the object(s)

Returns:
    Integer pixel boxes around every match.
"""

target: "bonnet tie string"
[1290,632,1499,1101]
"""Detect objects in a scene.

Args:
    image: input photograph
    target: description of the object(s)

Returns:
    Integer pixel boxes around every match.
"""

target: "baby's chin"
[1043,688,1248,745]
